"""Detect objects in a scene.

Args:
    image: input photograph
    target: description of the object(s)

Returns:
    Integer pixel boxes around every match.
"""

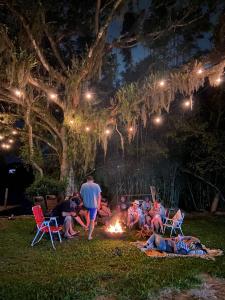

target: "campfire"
[106,220,123,234]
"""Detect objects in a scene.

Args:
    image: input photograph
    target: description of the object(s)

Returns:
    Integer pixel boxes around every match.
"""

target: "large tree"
[0,0,225,192]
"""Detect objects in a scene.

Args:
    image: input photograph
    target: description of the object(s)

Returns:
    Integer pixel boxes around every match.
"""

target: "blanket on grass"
[132,241,223,261]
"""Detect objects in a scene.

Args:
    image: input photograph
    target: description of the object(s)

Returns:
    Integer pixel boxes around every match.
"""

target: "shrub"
[26,176,67,198]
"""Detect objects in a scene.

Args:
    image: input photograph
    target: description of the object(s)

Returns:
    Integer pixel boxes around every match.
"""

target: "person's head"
[87,175,94,182]
[121,196,125,202]
[144,197,150,202]
[133,200,139,208]
[73,192,80,198]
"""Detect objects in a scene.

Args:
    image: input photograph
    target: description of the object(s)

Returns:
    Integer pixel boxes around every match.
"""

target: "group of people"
[51,176,102,240]
[118,196,166,232]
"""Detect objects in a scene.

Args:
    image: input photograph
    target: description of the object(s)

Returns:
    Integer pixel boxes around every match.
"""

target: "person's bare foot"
[88,236,93,240]
[70,231,80,236]
[64,234,74,239]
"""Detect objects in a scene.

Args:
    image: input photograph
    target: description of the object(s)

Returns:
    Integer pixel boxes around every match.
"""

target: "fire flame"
[107,220,123,233]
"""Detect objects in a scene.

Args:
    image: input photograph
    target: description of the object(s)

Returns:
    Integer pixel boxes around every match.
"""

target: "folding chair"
[163,209,184,236]
[31,205,62,250]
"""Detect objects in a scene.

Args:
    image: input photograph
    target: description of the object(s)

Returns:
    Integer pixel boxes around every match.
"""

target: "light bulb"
[0,135,4,140]
[105,129,110,135]
[8,139,14,143]
[128,127,133,132]
[12,130,17,135]
[69,120,74,124]
[49,93,57,99]
[159,80,165,87]
[85,92,92,100]
[197,69,203,74]
[14,89,22,97]
[154,116,162,124]
[85,126,90,132]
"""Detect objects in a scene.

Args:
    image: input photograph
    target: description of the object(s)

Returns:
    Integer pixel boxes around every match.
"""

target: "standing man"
[80,176,101,240]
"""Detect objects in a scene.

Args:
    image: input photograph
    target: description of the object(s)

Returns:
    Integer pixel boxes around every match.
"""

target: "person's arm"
[181,236,200,242]
[97,193,101,210]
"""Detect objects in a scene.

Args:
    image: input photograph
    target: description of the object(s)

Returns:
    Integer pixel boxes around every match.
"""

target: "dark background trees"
[0,0,225,211]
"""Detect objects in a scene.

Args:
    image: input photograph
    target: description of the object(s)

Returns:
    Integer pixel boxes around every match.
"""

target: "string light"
[85,126,90,132]
[215,77,222,85]
[154,116,162,124]
[128,127,133,132]
[14,89,22,97]
[69,120,74,125]
[105,129,111,135]
[8,139,14,144]
[159,80,165,87]
[49,93,57,99]
[0,135,4,140]
[85,92,92,100]
[12,130,17,135]
[184,100,191,107]
[197,68,203,75]
[1,143,10,149]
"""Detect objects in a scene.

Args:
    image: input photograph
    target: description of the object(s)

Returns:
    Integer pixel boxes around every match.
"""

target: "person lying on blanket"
[142,234,207,255]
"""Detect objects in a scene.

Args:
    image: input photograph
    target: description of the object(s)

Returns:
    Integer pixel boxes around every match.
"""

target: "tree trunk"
[210,193,220,213]
[60,126,69,180]
[25,105,43,177]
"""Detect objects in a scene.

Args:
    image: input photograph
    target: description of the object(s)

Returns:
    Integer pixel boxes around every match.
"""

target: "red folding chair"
[31,205,62,250]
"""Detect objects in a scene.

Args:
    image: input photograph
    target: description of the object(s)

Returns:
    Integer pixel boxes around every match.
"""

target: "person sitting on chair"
[127,200,140,229]
[98,199,112,218]
[51,196,88,239]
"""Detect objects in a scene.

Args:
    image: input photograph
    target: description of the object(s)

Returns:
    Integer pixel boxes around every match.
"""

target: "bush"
[26,176,67,198]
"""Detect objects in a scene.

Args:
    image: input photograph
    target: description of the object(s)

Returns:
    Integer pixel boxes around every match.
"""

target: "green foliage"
[0,217,225,299]
[26,176,67,197]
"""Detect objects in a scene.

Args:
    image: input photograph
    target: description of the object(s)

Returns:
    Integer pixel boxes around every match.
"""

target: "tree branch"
[4,1,65,84]
[44,24,67,73]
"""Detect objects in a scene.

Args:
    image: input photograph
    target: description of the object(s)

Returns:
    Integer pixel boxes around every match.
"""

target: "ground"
[0,216,225,300]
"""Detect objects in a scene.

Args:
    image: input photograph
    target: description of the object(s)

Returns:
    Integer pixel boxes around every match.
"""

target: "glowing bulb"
[128,127,133,132]
[8,139,14,143]
[5,144,10,149]
[85,92,92,100]
[154,116,162,124]
[69,120,74,124]
[216,77,222,84]
[159,80,165,87]
[49,93,57,99]
[14,89,22,97]
[105,129,111,135]
[85,126,90,132]
[12,130,17,135]
[197,68,203,74]
[1,143,6,149]
[0,135,4,140]
[184,100,191,107]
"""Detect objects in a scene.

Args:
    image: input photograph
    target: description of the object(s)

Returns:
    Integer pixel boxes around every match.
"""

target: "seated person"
[98,199,112,218]
[51,195,87,239]
[141,197,152,211]
[143,234,207,255]
[70,192,89,229]
[118,196,129,224]
[138,203,146,227]
[127,200,140,229]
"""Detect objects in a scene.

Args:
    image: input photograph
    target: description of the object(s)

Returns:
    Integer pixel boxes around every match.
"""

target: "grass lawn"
[0,216,225,300]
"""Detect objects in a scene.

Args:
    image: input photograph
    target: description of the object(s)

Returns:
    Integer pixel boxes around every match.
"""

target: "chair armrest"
[164,218,173,225]
[49,217,59,227]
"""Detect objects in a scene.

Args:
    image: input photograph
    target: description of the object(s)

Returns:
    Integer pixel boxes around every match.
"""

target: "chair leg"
[179,226,184,236]
[36,231,45,244]
[58,231,62,243]
[48,227,56,250]
[31,228,42,246]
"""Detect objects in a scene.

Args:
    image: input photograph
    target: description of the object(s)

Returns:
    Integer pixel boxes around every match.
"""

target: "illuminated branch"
[4,1,65,84]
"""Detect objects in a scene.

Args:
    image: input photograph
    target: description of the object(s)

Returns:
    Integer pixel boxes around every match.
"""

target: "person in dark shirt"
[51,196,87,239]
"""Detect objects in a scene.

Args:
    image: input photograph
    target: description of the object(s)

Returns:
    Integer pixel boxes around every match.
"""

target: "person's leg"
[64,216,72,238]
[155,234,167,251]
[74,215,87,230]
[88,208,97,240]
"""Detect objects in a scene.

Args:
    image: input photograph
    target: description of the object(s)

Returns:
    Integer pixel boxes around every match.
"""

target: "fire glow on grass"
[106,220,123,233]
